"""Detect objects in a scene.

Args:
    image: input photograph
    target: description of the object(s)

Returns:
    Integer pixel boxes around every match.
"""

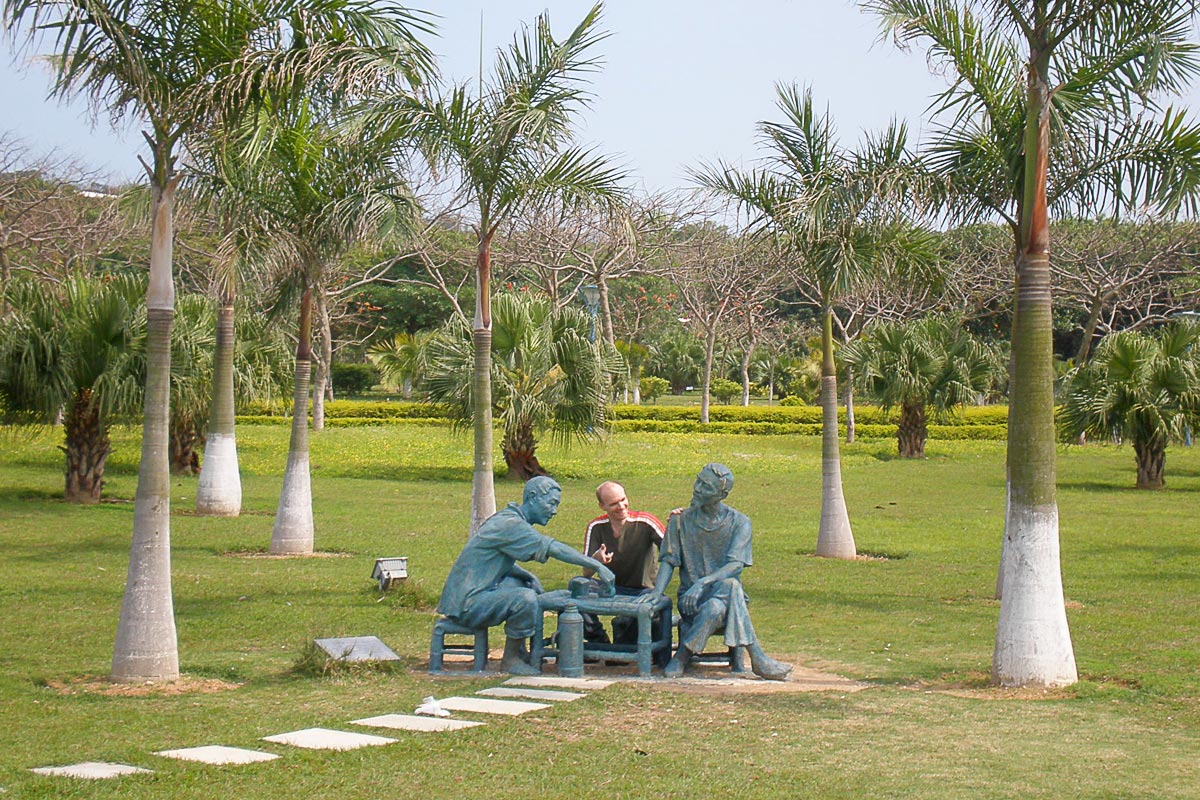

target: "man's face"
[597,483,629,523]
[528,489,562,526]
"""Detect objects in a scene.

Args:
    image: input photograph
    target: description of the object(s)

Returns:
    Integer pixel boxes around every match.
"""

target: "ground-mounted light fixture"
[371,557,408,591]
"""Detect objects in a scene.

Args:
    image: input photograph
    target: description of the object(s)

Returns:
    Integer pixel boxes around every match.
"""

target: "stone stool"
[429,617,489,673]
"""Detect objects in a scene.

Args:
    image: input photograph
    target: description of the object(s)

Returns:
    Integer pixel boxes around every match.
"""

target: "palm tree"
[396,3,626,532]
[694,83,936,559]
[1059,323,1200,489]
[370,330,430,400]
[870,0,1200,687]
[218,102,421,555]
[3,0,435,682]
[0,274,142,501]
[843,317,1000,457]
[422,292,619,481]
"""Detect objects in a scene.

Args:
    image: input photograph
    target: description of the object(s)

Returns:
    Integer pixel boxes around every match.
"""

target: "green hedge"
[235,399,1010,440]
[609,404,1009,426]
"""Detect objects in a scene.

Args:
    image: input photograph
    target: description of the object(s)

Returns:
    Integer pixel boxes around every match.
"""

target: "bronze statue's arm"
[547,540,615,589]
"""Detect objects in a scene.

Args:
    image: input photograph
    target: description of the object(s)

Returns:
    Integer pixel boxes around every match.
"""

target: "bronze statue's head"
[692,462,734,506]
[522,476,563,525]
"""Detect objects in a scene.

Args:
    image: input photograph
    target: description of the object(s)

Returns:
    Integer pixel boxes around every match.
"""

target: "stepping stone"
[154,746,280,765]
[504,675,614,690]
[263,727,395,751]
[351,714,485,732]
[30,762,152,779]
[477,686,585,702]
[436,696,550,715]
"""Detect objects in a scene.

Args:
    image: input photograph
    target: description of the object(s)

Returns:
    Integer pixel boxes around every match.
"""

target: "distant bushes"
[236,398,1009,440]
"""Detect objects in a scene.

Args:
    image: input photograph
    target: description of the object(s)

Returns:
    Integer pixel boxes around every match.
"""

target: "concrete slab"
[30,762,152,779]
[262,727,396,750]
[436,696,550,715]
[504,675,614,690]
[313,636,400,662]
[153,746,280,765]
[350,714,485,732]
[477,686,586,702]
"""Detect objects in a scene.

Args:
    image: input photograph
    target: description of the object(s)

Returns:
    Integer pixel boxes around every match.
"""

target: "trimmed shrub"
[330,362,379,396]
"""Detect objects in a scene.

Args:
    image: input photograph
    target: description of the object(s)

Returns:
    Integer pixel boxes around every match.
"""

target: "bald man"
[580,481,664,644]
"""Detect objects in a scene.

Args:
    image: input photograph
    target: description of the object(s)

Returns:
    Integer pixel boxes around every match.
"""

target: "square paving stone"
[504,676,614,690]
[30,762,153,779]
[477,686,585,702]
[350,714,485,732]
[436,696,550,715]
[154,746,281,765]
[313,636,400,662]
[262,727,396,750]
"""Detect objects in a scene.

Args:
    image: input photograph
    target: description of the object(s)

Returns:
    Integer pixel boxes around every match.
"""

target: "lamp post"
[578,283,601,343]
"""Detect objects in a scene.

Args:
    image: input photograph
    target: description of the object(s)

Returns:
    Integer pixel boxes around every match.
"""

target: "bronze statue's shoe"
[750,654,793,682]
[501,657,541,676]
[663,647,692,678]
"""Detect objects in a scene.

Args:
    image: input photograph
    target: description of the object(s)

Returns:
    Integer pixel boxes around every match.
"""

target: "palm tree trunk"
[1134,439,1166,489]
[815,305,855,558]
[62,389,109,503]
[112,173,179,683]
[311,289,331,432]
[271,287,315,555]
[897,400,927,458]
[196,299,241,516]
[844,368,856,444]
[700,326,717,424]
[502,417,547,481]
[471,231,497,534]
[993,45,1077,688]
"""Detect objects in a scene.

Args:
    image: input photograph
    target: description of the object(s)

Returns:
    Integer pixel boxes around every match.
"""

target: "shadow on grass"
[1059,480,1200,493]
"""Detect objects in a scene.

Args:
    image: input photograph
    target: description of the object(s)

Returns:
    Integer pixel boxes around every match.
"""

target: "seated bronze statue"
[641,463,793,681]
[436,476,615,675]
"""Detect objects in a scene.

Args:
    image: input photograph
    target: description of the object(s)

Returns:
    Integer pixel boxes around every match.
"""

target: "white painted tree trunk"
[993,503,1077,687]
[196,433,241,516]
[196,302,240,516]
[815,374,856,558]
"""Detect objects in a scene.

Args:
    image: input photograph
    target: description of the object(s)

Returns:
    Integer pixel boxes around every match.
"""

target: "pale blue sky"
[2,1,1198,191]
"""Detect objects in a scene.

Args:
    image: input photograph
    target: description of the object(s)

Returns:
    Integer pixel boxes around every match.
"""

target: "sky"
[2,1,1199,192]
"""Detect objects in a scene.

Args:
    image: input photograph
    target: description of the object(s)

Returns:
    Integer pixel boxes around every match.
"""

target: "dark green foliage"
[331,362,379,396]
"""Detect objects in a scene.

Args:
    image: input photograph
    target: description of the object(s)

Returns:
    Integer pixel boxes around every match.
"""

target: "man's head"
[595,481,629,524]
[691,462,734,508]
[522,476,563,526]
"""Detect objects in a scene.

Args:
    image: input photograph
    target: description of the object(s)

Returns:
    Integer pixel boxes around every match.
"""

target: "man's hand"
[591,543,614,565]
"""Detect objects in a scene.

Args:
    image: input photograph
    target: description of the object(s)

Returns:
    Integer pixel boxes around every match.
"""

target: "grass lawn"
[1,423,1198,799]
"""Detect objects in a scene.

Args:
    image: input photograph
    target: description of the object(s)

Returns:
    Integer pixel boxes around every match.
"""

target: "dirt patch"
[442,652,869,695]
[914,671,1074,700]
[42,675,243,697]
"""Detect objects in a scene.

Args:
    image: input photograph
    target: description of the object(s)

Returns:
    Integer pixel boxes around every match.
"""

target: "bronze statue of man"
[437,476,615,675]
[643,463,792,681]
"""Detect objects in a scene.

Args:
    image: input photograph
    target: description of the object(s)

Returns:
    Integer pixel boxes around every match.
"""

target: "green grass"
[1,424,1198,798]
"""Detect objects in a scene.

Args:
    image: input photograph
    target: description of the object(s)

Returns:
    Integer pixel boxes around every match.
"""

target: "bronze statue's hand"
[680,583,705,615]
[636,591,661,605]
[528,574,544,594]
[595,564,615,587]
[668,507,684,518]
